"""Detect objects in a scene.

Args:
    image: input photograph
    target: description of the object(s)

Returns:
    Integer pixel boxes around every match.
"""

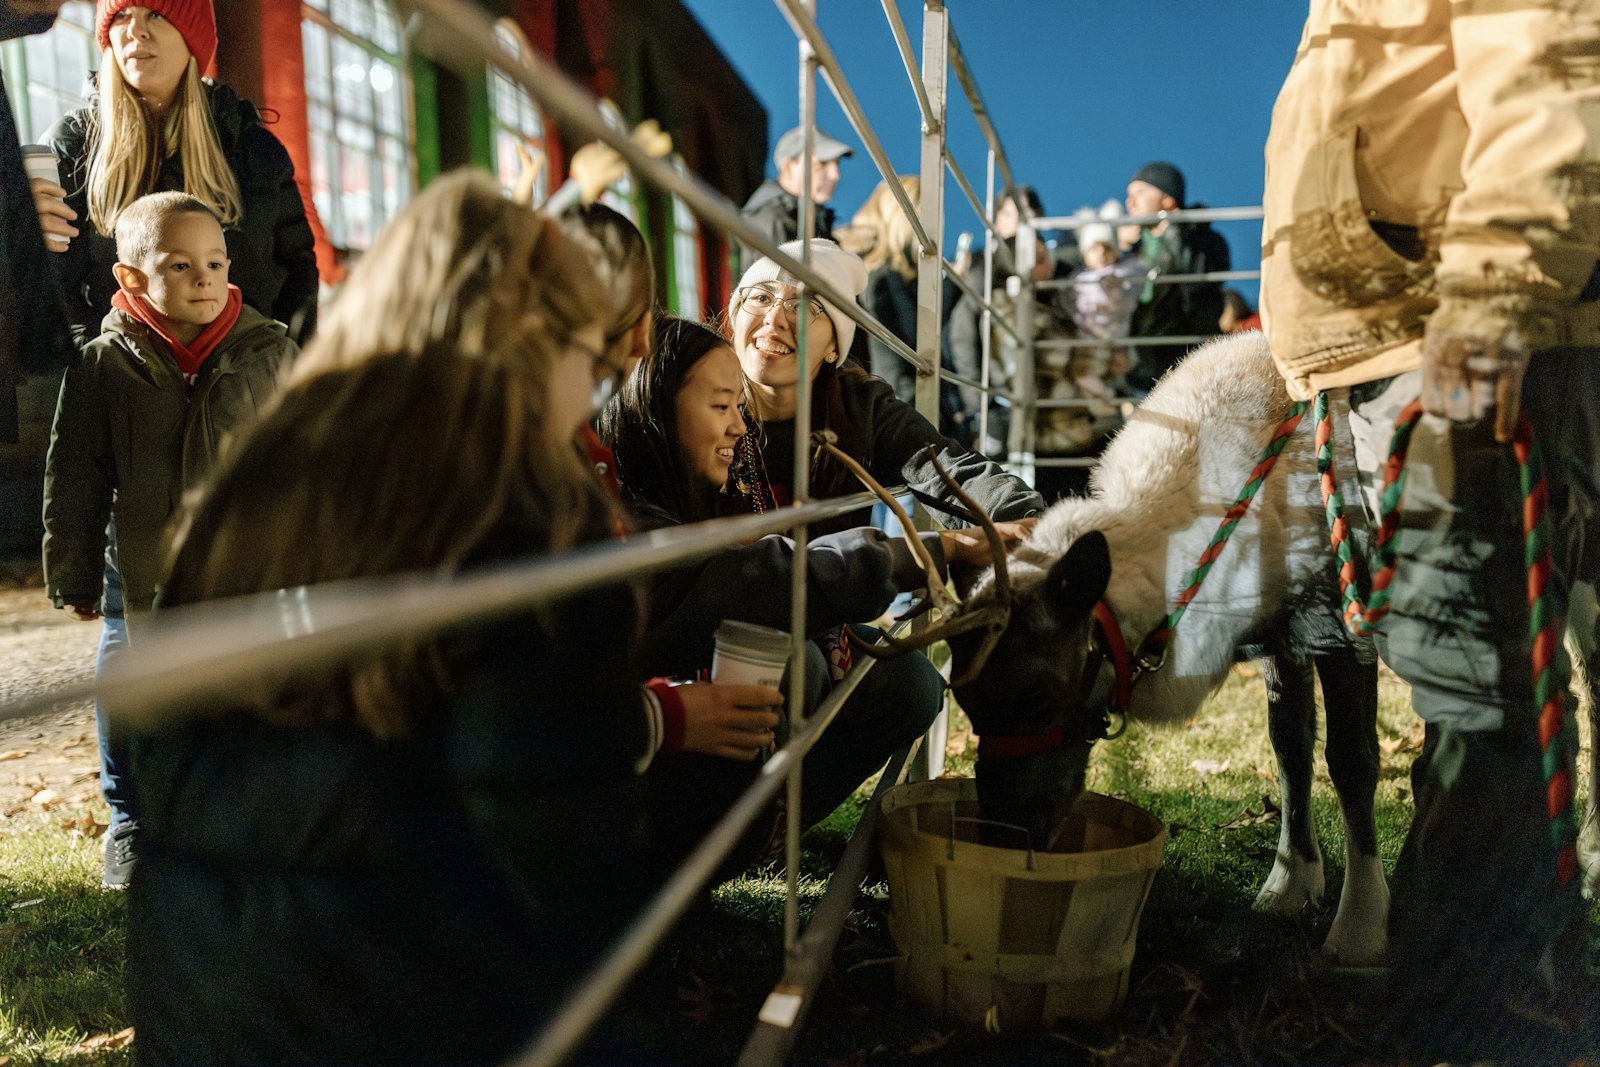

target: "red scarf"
[111,284,243,384]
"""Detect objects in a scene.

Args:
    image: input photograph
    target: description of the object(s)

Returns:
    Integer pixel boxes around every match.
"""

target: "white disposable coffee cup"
[21,145,68,249]
[711,620,790,689]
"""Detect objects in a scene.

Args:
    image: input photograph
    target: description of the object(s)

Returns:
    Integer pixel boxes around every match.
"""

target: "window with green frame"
[301,0,413,252]
[0,2,96,145]
[594,98,637,223]
[488,20,547,203]
[668,157,702,317]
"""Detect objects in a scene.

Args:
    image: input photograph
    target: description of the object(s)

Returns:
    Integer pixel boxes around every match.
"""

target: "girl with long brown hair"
[121,171,659,1063]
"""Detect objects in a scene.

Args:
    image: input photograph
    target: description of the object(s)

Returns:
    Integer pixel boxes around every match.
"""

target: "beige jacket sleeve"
[1434,1,1600,347]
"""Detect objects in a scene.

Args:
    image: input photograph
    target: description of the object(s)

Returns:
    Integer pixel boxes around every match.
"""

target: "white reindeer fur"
[984,330,1390,964]
[1009,330,1351,723]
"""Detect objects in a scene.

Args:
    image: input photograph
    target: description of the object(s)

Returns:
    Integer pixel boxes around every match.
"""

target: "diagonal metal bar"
[946,26,1023,222]
[393,0,926,375]
[511,630,896,1067]
[944,151,1003,245]
[776,0,935,256]
[735,742,910,1066]
[939,254,1024,345]
[0,496,879,729]
[879,0,937,135]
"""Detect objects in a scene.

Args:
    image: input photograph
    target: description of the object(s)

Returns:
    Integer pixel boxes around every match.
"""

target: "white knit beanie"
[732,239,869,360]
[1073,199,1124,255]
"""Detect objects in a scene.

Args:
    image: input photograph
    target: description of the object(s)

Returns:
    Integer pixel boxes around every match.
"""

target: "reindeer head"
[947,532,1113,850]
[815,434,1121,850]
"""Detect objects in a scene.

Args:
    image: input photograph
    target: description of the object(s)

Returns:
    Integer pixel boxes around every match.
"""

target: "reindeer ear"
[1042,530,1111,624]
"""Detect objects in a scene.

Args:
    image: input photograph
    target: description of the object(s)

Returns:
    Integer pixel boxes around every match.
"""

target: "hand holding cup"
[674,681,782,761]
[22,146,75,252]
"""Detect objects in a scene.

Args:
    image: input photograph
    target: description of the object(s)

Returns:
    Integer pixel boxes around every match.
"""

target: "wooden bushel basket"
[877,778,1167,1031]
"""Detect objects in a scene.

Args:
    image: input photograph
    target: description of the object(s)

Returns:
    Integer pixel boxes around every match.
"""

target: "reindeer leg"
[1315,648,1389,966]
[1254,650,1326,917]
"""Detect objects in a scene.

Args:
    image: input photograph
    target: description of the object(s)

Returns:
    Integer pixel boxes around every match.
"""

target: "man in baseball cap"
[737,125,853,270]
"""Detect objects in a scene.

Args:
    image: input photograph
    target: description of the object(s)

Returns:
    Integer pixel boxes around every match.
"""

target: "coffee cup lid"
[713,619,791,659]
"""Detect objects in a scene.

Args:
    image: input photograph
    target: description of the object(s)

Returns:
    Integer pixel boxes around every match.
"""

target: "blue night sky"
[676,1,1311,303]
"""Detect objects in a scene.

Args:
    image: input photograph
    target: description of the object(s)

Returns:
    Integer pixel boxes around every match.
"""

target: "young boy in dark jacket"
[42,191,295,887]
[44,190,296,625]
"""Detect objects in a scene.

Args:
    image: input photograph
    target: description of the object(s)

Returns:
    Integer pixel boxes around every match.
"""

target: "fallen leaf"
[29,788,59,808]
[0,751,29,762]
[61,815,107,838]
[1217,794,1282,830]
[76,1028,135,1052]
[1190,759,1231,777]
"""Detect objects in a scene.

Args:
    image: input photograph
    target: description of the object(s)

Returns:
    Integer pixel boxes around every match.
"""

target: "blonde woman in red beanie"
[29,0,318,891]
[32,1,316,346]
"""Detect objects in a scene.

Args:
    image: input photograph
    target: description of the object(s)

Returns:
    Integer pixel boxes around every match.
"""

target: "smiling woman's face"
[731,282,834,401]
[674,346,746,487]
[109,6,191,111]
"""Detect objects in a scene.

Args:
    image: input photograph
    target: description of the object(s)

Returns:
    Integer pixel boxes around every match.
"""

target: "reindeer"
[862,330,1391,966]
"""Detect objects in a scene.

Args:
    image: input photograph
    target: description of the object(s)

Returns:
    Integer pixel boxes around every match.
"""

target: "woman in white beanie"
[725,239,1043,532]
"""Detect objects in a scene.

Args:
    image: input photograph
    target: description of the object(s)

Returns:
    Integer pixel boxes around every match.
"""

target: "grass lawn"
[1,662,1595,1065]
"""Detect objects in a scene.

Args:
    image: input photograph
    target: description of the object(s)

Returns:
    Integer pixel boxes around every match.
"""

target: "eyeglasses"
[736,285,826,322]
[572,336,630,411]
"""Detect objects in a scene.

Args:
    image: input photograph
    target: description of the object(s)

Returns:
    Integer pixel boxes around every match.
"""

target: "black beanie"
[1130,162,1186,206]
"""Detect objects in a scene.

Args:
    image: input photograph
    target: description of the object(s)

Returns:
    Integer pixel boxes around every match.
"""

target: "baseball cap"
[773,126,854,168]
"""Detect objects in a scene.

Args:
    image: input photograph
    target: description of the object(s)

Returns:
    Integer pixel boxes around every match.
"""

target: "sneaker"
[102,820,138,890]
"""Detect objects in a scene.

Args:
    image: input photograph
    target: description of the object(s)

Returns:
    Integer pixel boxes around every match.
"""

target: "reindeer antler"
[812,432,960,617]
[923,449,1013,687]
[811,436,1016,687]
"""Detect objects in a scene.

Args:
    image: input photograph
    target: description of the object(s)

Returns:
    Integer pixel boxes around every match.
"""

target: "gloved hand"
[1420,327,1531,443]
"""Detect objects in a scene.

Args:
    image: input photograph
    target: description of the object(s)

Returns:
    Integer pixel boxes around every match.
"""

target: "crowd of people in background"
[3,0,1593,1063]
[749,124,1243,500]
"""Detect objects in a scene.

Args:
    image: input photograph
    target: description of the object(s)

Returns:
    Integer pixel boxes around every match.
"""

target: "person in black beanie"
[1123,160,1230,392]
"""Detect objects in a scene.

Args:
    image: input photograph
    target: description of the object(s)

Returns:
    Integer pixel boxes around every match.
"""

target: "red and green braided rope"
[1316,397,1576,888]
[1514,416,1578,886]
[1143,400,1309,653]
[1314,393,1424,635]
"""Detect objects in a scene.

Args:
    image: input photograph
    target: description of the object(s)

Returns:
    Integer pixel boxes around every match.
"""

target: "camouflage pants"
[1340,350,1598,1049]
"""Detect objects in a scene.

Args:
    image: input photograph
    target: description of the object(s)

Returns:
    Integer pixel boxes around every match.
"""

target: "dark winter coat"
[46,81,318,347]
[42,305,294,617]
[943,239,1079,419]
[0,60,75,442]
[123,514,655,1064]
[1126,218,1231,390]
[736,178,835,272]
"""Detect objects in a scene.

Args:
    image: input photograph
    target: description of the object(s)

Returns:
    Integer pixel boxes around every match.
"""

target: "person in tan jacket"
[1260,1,1600,1059]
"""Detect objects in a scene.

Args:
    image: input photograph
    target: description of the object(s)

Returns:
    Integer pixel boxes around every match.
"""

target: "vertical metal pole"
[783,0,818,954]
[977,149,995,454]
[1010,220,1037,470]
[909,0,948,783]
[912,3,945,429]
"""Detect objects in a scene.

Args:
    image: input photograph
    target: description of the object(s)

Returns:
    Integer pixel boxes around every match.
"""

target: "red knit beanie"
[95,0,218,74]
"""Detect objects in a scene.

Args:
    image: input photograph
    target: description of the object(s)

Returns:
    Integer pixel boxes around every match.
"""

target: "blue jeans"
[96,556,135,829]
